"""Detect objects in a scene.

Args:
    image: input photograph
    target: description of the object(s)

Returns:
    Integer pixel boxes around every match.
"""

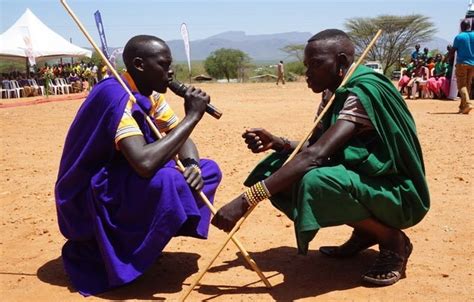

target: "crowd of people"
[1,61,108,98]
[398,44,453,100]
[398,19,473,115]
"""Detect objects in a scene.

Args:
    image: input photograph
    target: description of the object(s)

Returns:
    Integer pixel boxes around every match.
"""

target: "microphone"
[168,78,223,120]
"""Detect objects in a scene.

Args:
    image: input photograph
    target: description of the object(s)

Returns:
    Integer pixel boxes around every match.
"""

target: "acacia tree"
[204,48,251,82]
[345,14,436,74]
[281,44,305,62]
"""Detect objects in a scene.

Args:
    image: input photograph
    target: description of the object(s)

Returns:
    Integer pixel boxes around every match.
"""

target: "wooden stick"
[179,29,383,300]
[60,0,270,289]
[179,205,258,302]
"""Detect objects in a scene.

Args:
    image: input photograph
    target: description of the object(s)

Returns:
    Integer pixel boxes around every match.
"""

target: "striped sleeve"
[337,93,374,129]
[115,99,143,148]
[151,92,180,132]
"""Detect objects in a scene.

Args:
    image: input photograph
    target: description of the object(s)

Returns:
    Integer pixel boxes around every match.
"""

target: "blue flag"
[94,10,110,59]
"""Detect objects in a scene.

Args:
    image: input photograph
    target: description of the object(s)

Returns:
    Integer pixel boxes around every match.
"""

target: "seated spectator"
[398,59,416,95]
[411,44,421,61]
[407,59,429,99]
[420,47,430,63]
[17,76,38,97]
[426,57,435,76]
[68,72,83,93]
[427,54,449,99]
[398,68,411,94]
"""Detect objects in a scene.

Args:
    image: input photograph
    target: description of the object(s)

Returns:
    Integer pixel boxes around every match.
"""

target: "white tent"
[0,8,91,64]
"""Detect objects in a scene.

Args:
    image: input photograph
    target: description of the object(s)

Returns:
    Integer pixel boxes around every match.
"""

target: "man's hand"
[184,86,210,120]
[211,195,249,232]
[242,128,280,153]
[182,164,204,191]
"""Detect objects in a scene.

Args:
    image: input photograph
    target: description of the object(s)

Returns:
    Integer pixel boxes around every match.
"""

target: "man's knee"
[299,166,352,197]
[154,166,184,184]
[200,159,222,183]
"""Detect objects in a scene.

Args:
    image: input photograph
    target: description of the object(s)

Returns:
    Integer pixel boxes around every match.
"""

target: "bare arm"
[118,114,201,178]
[118,86,209,178]
[264,119,358,193]
[212,119,360,232]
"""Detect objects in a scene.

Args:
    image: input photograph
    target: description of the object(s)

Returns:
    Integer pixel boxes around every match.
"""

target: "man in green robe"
[212,29,430,286]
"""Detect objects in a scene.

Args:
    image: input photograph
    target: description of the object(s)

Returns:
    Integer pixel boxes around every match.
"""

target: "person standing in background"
[450,19,474,114]
[276,60,285,86]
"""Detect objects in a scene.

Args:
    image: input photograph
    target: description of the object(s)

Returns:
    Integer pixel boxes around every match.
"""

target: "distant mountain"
[423,36,451,53]
[166,31,312,62]
[106,32,452,64]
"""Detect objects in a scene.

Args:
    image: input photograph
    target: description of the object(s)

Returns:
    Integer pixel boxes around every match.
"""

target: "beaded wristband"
[243,181,271,207]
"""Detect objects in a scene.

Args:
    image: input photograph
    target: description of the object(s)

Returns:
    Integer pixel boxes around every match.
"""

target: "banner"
[22,29,35,66]
[94,10,110,59]
[108,48,124,75]
[180,23,192,74]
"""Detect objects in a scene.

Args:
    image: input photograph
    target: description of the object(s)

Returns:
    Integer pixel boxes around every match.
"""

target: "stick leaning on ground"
[179,29,383,301]
[59,0,271,290]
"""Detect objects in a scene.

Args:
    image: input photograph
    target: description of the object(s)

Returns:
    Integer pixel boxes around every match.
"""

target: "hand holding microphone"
[168,71,223,119]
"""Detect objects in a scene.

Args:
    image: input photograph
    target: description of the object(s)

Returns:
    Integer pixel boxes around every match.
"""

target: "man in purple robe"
[55,35,222,296]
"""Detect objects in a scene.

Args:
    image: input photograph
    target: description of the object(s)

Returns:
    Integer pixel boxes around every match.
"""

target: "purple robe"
[55,77,221,296]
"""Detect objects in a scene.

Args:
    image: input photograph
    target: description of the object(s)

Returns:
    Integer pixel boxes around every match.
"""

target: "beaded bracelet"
[243,181,271,207]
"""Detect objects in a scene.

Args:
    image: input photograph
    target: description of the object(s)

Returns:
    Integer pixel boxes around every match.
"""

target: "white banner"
[180,23,192,74]
[22,28,36,66]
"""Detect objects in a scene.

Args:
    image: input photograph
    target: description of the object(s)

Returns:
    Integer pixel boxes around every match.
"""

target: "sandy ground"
[0,82,473,301]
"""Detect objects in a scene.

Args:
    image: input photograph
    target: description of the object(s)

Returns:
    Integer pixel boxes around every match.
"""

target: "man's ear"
[337,52,350,70]
[132,57,144,72]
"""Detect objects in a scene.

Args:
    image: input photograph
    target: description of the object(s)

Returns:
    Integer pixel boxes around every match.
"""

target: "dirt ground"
[0,82,473,301]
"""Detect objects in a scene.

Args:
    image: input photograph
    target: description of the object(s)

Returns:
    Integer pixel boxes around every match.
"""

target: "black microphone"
[168,78,223,120]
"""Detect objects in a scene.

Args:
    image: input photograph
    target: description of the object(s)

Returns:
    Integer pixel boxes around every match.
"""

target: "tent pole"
[26,58,29,77]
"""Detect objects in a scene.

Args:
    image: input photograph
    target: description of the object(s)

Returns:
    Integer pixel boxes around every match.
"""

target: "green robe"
[245,65,430,254]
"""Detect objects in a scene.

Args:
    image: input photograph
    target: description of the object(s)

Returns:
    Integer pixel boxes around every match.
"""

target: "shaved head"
[122,35,172,95]
[304,29,355,93]
[307,29,355,58]
[123,35,169,70]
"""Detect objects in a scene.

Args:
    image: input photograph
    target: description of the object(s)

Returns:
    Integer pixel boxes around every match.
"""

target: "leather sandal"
[319,231,378,258]
[362,233,413,286]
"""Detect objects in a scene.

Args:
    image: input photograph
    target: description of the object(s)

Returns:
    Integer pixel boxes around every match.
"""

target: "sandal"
[319,230,378,258]
[362,233,413,286]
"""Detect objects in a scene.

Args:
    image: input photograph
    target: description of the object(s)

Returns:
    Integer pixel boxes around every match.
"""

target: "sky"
[0,0,472,48]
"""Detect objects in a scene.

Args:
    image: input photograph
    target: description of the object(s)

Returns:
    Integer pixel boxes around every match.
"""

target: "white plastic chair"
[10,80,25,98]
[54,78,67,94]
[1,80,16,98]
[29,79,45,96]
[47,79,60,95]
[59,78,72,94]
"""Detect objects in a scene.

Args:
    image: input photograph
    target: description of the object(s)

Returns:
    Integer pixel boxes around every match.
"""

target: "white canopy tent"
[0,8,91,65]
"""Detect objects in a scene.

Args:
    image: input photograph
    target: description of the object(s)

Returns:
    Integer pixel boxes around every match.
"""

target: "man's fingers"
[183,167,191,177]
[242,132,257,139]
[190,176,202,190]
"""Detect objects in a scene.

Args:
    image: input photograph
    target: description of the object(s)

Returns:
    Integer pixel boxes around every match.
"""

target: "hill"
[106,32,451,65]
[166,31,312,62]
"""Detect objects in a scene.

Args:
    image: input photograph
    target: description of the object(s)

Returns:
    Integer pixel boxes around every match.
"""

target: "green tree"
[204,48,251,82]
[345,14,436,75]
[281,44,305,62]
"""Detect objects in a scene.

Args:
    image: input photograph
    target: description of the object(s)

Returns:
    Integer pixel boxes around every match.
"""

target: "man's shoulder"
[455,31,473,42]
[82,78,128,108]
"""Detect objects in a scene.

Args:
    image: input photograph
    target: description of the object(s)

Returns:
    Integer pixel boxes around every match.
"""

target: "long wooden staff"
[59,0,271,289]
[180,29,383,301]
